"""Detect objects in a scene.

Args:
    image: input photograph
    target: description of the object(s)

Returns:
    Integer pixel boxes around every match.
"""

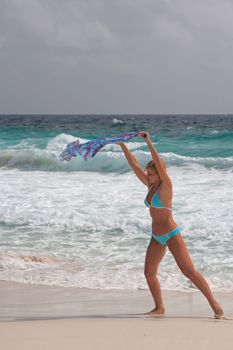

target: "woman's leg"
[167,234,224,317]
[144,237,167,314]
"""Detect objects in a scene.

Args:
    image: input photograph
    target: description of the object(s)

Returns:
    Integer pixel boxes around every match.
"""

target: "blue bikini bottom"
[151,226,181,245]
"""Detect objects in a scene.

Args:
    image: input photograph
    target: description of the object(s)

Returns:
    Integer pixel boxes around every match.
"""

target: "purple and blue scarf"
[60,131,139,161]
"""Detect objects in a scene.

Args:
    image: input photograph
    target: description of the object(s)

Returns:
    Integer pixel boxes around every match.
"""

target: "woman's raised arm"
[138,131,171,185]
[117,142,149,186]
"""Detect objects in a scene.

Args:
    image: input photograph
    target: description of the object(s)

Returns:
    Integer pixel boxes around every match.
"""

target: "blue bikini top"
[144,183,172,211]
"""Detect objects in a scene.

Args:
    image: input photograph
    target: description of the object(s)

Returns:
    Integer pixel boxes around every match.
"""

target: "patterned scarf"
[60,131,139,161]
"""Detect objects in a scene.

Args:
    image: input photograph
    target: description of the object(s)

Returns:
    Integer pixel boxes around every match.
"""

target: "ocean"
[0,115,232,292]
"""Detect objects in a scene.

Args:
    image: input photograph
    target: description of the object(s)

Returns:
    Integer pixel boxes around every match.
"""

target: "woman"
[117,131,224,319]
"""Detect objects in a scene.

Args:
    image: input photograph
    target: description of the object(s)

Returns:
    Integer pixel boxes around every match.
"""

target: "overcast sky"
[1,0,233,114]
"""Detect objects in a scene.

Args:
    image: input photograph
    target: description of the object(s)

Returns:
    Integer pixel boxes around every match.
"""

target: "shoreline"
[1,281,233,350]
[1,280,233,321]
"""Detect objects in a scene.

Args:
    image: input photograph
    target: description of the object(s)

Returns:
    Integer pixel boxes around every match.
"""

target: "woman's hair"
[144,160,157,173]
[144,159,166,174]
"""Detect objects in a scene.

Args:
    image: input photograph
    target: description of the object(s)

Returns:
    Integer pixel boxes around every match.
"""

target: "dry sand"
[0,281,233,350]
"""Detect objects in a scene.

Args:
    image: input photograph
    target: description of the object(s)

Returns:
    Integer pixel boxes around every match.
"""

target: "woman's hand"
[116,142,124,146]
[138,131,151,142]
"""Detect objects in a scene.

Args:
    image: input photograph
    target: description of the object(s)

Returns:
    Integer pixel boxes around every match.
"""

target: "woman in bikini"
[117,131,224,319]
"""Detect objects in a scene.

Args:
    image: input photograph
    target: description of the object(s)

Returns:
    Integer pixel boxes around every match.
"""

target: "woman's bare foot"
[211,300,224,319]
[144,307,165,317]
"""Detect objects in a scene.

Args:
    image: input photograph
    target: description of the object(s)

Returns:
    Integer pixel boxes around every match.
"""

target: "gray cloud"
[0,0,233,114]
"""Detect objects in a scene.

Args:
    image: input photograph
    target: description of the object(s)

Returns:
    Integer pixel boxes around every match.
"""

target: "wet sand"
[0,281,233,350]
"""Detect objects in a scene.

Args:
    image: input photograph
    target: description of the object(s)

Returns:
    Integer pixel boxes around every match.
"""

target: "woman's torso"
[145,182,178,235]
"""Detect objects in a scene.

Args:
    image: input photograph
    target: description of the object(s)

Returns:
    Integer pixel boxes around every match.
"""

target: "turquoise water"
[0,115,232,171]
[0,115,233,156]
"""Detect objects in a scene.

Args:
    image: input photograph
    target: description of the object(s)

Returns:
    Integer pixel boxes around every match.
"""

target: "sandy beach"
[0,281,233,350]
[1,317,233,350]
